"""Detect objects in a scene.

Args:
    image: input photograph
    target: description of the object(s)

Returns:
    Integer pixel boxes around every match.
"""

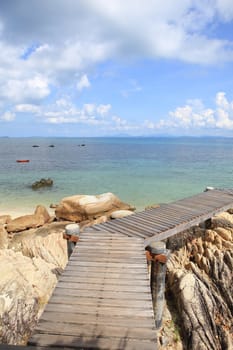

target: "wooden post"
[146,241,170,329]
[63,223,80,257]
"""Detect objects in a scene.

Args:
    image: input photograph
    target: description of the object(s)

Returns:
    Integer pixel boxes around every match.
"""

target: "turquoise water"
[0,137,232,213]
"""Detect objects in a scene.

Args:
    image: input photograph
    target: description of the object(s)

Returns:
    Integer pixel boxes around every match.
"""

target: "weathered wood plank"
[52,288,152,300]
[49,295,152,308]
[29,333,157,350]
[35,321,156,341]
[62,269,147,279]
[39,311,155,328]
[58,275,148,285]
[43,303,154,317]
[55,281,150,293]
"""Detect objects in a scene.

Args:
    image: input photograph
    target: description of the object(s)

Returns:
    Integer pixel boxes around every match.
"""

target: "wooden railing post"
[63,223,80,257]
[146,241,170,329]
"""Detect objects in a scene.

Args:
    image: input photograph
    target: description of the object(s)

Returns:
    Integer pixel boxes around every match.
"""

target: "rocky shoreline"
[0,192,232,349]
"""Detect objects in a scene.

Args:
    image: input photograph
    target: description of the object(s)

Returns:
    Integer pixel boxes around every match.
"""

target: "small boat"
[16,159,30,163]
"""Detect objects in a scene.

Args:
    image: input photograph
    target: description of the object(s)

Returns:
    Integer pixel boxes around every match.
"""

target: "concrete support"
[63,223,80,257]
[146,241,170,329]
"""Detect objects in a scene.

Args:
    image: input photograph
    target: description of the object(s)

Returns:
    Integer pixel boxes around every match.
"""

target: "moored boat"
[16,159,30,163]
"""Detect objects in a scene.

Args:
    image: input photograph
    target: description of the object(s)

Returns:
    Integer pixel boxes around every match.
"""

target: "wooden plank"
[66,259,145,270]
[145,200,233,245]
[35,321,156,341]
[39,311,155,328]
[55,282,150,293]
[52,287,152,300]
[29,333,157,350]
[43,303,154,317]
[58,275,148,285]
[62,269,148,279]
[100,221,148,238]
[49,295,152,308]
[109,215,165,232]
[64,265,147,274]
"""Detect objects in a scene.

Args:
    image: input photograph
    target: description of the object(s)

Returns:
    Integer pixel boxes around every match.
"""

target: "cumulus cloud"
[1,1,233,136]
[15,104,40,113]
[41,101,112,126]
[145,92,233,132]
[0,111,15,122]
[0,76,50,103]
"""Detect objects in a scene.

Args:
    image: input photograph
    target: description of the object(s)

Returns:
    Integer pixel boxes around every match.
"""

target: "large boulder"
[166,217,233,350]
[6,206,51,233]
[55,192,134,222]
[0,249,58,345]
[9,222,69,269]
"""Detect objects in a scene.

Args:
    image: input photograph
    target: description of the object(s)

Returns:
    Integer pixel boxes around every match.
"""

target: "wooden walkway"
[89,188,233,246]
[29,230,157,349]
[9,188,233,350]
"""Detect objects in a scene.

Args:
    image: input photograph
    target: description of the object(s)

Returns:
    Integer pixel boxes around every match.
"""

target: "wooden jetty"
[29,230,156,349]
[90,188,233,246]
[3,188,233,349]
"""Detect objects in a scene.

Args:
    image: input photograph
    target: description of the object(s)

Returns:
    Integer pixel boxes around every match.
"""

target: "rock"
[212,212,233,229]
[0,215,11,225]
[6,214,45,233]
[0,249,58,344]
[5,206,52,233]
[49,203,58,209]
[31,178,53,190]
[0,225,8,249]
[166,215,233,350]
[110,210,134,219]
[214,227,232,241]
[81,215,108,230]
[55,192,134,222]
[145,203,160,210]
[9,222,69,269]
[34,205,51,224]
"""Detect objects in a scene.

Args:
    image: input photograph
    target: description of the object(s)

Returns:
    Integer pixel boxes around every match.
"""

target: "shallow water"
[0,136,232,214]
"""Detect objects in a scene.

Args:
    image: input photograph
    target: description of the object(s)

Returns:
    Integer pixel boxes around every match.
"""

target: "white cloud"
[145,92,233,132]
[0,111,15,122]
[15,104,40,113]
[97,104,111,116]
[41,101,112,126]
[77,74,91,91]
[1,76,50,103]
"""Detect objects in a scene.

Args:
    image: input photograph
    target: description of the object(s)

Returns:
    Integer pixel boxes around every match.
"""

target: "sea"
[0,137,232,215]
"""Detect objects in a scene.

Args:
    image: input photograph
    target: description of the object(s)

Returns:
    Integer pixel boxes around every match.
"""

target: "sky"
[1,0,233,137]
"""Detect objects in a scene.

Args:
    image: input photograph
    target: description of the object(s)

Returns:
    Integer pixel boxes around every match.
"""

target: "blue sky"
[1,0,233,137]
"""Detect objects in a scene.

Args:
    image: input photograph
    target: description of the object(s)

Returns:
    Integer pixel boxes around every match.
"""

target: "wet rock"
[31,178,53,190]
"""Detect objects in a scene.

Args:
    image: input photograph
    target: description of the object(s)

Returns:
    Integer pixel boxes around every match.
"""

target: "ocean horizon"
[0,136,232,216]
